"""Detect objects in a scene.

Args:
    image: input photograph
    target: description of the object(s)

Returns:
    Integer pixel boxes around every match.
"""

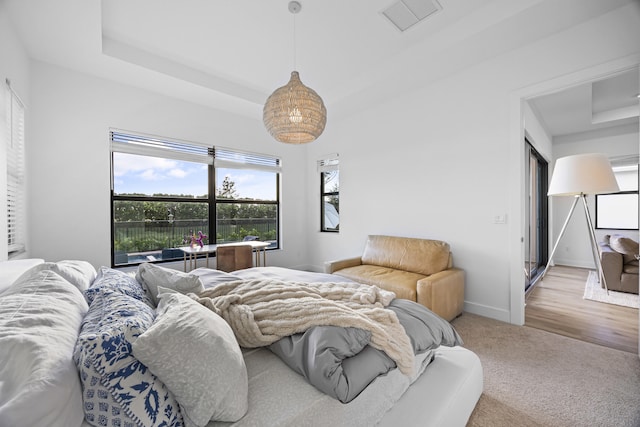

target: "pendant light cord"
[293,12,297,71]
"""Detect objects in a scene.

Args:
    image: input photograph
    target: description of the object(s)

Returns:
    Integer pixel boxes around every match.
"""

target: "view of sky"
[113,152,276,200]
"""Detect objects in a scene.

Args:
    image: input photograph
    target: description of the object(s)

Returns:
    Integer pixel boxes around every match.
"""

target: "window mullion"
[209,163,216,244]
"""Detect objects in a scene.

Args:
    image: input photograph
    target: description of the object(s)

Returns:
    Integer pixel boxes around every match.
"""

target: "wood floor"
[525,265,639,354]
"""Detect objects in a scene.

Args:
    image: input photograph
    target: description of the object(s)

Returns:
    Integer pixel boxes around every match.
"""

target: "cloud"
[138,169,165,181]
[113,153,178,177]
[168,168,188,179]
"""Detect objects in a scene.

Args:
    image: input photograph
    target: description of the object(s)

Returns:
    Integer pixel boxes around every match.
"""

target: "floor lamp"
[541,153,619,292]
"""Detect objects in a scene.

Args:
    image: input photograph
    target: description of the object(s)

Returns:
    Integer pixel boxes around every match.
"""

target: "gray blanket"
[191,267,463,403]
[269,298,462,403]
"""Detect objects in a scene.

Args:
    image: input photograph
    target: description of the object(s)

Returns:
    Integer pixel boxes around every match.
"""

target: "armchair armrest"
[324,257,362,274]
[599,244,623,290]
[416,268,465,322]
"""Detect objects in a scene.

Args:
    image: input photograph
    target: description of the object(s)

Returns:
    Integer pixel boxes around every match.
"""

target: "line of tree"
[114,177,275,222]
[113,177,277,254]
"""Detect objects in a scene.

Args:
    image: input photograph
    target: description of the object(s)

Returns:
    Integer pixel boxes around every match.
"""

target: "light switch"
[494,214,507,224]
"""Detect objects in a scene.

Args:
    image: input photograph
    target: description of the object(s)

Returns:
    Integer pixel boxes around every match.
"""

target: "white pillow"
[23,260,97,292]
[0,258,44,294]
[136,262,204,305]
[132,288,248,426]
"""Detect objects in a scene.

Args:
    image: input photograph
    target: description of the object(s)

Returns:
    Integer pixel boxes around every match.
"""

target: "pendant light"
[263,1,327,144]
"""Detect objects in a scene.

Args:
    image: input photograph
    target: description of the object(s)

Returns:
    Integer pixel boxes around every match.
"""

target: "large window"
[4,81,26,256]
[596,164,638,230]
[214,148,280,245]
[319,155,339,232]
[111,131,280,266]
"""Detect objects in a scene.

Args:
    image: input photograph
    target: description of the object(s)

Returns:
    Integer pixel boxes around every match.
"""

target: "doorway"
[524,140,548,292]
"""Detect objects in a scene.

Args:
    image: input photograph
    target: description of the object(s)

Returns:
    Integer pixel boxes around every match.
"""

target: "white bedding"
[0,268,88,427]
[216,267,484,426]
[1,262,482,427]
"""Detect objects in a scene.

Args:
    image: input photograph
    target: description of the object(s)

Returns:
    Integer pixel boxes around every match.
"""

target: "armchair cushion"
[333,265,422,301]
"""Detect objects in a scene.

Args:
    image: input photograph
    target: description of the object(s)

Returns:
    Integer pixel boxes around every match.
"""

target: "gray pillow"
[190,267,244,289]
[132,288,248,426]
[609,235,639,264]
[135,262,204,305]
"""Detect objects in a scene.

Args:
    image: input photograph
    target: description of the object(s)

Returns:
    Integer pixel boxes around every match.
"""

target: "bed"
[0,260,482,427]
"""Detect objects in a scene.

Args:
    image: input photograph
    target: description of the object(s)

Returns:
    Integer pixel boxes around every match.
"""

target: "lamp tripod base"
[540,194,608,294]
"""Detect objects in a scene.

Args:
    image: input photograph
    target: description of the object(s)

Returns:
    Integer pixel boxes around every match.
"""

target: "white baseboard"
[463,301,511,323]
[552,257,595,269]
[291,264,321,272]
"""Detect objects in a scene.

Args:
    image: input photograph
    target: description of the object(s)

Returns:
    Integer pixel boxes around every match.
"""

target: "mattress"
[208,345,481,427]
[380,346,483,426]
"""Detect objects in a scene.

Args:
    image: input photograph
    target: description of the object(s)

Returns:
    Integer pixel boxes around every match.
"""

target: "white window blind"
[6,81,26,254]
[110,131,281,174]
[110,130,213,164]
[214,147,282,173]
[317,153,339,172]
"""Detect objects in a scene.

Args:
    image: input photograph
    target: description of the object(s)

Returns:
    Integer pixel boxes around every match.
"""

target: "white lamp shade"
[548,153,620,196]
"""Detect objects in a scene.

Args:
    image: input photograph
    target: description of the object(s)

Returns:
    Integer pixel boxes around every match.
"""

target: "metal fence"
[114,218,277,254]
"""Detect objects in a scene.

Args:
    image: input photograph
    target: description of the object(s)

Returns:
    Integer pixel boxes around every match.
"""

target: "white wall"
[523,102,553,162]
[0,3,30,260]
[11,1,640,324]
[27,61,310,270]
[305,3,640,322]
[550,125,639,268]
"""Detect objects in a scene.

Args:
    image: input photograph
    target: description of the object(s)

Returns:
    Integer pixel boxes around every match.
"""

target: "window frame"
[595,191,639,230]
[110,130,281,267]
[212,147,281,250]
[319,155,339,233]
[595,164,639,231]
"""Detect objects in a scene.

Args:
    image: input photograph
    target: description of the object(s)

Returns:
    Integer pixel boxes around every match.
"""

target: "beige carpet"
[451,313,640,427]
[583,271,639,308]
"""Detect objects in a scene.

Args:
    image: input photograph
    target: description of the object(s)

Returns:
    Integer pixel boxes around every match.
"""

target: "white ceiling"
[4,0,638,126]
[529,68,639,139]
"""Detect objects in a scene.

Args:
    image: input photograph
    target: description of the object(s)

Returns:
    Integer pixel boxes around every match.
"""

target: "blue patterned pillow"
[84,267,152,307]
[74,289,183,427]
[75,349,137,427]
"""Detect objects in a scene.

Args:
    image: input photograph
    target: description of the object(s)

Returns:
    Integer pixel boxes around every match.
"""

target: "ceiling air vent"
[382,0,441,32]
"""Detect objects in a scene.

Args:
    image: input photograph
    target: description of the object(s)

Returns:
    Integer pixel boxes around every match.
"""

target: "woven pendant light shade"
[263,71,327,144]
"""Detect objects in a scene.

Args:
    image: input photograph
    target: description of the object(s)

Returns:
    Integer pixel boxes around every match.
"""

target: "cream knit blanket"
[192,279,415,375]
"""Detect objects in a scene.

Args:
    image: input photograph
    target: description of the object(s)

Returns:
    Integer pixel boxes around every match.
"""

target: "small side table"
[218,241,270,267]
[179,241,271,272]
[179,244,217,272]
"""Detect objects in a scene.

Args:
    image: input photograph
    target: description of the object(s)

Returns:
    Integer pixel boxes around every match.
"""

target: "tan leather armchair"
[324,235,465,321]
